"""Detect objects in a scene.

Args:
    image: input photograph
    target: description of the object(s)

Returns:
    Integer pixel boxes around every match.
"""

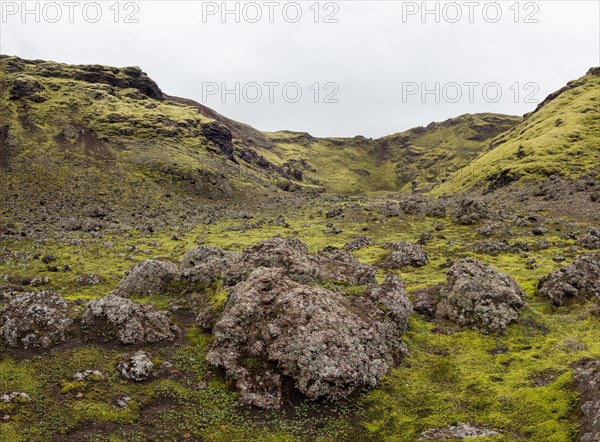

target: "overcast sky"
[1,1,599,137]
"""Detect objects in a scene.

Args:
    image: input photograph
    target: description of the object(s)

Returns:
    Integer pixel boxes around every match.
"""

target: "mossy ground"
[1,198,598,441]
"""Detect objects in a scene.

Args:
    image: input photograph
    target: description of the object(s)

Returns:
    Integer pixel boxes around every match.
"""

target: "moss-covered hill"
[432,68,600,196]
[0,55,324,233]
[259,113,521,195]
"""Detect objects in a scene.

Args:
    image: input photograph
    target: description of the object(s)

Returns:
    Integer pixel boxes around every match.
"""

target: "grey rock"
[75,273,106,286]
[578,228,600,249]
[378,241,428,268]
[81,293,178,344]
[113,259,179,298]
[0,291,73,348]
[119,351,154,381]
[207,267,411,408]
[343,235,373,251]
[419,259,525,334]
[538,254,600,307]
[420,422,499,440]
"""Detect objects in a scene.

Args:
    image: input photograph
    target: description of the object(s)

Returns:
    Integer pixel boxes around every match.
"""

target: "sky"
[1,1,599,138]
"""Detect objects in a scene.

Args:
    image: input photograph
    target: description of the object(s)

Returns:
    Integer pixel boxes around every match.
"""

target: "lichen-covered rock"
[572,359,600,442]
[538,254,600,306]
[180,245,239,269]
[222,236,376,287]
[399,196,447,218]
[0,291,73,349]
[75,273,106,286]
[343,235,373,251]
[378,241,428,269]
[118,351,154,381]
[420,422,499,440]
[419,259,525,333]
[207,267,411,408]
[81,293,178,344]
[451,198,489,225]
[577,228,600,249]
[113,259,179,298]
[471,240,510,256]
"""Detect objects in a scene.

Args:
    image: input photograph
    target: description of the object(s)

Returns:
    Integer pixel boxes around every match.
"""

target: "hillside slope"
[259,113,521,195]
[432,68,600,195]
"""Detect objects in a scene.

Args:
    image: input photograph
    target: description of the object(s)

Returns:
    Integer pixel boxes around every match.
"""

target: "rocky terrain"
[0,55,599,441]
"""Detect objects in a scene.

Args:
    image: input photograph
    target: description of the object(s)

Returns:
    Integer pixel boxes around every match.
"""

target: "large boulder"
[81,293,178,344]
[0,291,73,349]
[538,254,600,307]
[113,259,179,298]
[378,241,428,269]
[222,236,376,287]
[415,259,525,333]
[206,267,411,408]
[572,359,600,442]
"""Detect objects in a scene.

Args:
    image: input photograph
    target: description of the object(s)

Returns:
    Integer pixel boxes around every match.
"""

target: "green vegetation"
[1,56,599,440]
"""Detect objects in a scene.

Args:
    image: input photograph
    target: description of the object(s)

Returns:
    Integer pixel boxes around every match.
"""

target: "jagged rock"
[202,121,234,160]
[451,198,489,225]
[118,351,154,381]
[416,259,525,333]
[572,359,600,442]
[180,245,239,269]
[113,259,179,298]
[471,240,510,256]
[343,235,373,251]
[0,291,73,349]
[75,274,106,286]
[207,267,411,408]
[222,236,376,287]
[420,422,499,440]
[81,293,178,344]
[538,254,600,306]
[578,228,600,249]
[378,241,428,268]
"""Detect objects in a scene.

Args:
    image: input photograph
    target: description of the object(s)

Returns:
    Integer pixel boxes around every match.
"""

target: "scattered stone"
[116,396,132,408]
[420,422,499,440]
[343,235,373,251]
[0,291,73,348]
[29,276,49,287]
[471,240,509,256]
[41,254,56,264]
[119,351,154,381]
[378,241,428,269]
[113,259,179,298]
[538,254,600,306]
[532,226,548,236]
[75,273,106,286]
[73,370,104,381]
[81,293,178,344]
[325,208,344,218]
[0,392,32,404]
